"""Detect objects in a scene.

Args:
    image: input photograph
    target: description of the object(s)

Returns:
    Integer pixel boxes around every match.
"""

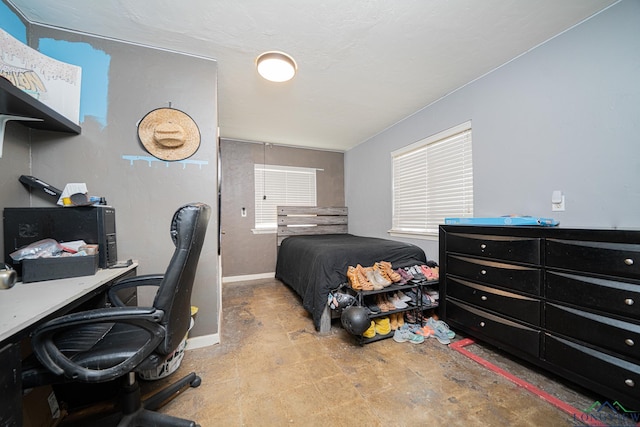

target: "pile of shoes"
[401,287,438,307]
[362,291,412,315]
[346,261,439,291]
[345,259,449,344]
[401,315,455,345]
[362,312,406,339]
[360,312,456,344]
[346,261,405,290]
[399,261,439,284]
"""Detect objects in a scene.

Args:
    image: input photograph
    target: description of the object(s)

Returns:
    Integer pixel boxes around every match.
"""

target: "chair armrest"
[108,274,164,306]
[30,306,165,383]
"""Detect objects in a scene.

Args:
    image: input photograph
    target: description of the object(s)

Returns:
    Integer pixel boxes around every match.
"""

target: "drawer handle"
[624,258,634,266]
[625,379,635,387]
[481,295,488,301]
[480,321,486,327]
[480,244,487,249]
[625,338,635,347]
[625,298,635,306]
[480,269,487,275]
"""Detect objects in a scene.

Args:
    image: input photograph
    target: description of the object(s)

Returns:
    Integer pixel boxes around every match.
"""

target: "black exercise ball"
[341,306,370,335]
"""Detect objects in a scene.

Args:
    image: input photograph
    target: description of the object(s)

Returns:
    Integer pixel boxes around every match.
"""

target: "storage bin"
[21,255,98,283]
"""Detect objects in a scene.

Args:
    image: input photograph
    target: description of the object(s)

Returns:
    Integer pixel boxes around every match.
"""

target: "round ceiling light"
[256,51,297,83]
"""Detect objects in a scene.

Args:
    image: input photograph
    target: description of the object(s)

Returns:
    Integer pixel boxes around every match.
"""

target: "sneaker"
[403,289,418,304]
[397,268,414,282]
[426,317,452,344]
[422,293,436,307]
[414,325,434,337]
[406,323,422,334]
[388,294,409,309]
[396,290,412,302]
[424,288,439,301]
[427,317,455,339]
[406,289,433,307]
[406,265,425,281]
[421,265,438,281]
[364,297,382,314]
[393,326,424,344]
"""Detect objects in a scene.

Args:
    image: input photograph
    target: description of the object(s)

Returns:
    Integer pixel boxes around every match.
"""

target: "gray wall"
[0,126,31,219]
[345,0,640,262]
[0,5,30,247]
[220,139,344,278]
[0,9,220,341]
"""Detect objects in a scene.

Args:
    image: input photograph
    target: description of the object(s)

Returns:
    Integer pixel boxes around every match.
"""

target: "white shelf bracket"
[0,114,43,158]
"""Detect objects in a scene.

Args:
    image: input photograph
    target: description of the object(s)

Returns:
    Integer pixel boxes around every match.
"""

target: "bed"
[275,206,427,333]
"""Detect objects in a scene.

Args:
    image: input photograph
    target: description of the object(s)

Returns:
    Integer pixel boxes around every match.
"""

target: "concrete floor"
[147,278,608,426]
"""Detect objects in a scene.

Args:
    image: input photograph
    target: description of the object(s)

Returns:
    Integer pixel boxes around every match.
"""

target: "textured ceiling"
[8,0,617,151]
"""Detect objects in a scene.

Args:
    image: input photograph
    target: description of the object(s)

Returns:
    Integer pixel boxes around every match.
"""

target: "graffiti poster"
[0,28,81,124]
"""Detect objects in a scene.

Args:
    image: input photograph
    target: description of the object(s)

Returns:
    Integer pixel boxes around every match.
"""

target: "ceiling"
[8,0,617,152]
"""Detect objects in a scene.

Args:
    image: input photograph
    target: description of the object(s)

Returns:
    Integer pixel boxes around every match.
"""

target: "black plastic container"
[21,255,98,283]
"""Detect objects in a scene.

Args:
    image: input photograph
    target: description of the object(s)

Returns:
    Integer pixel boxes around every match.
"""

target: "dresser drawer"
[545,334,640,400]
[447,255,541,295]
[546,303,640,360]
[447,277,541,325]
[446,233,541,264]
[546,239,640,279]
[546,271,640,319]
[446,299,540,357]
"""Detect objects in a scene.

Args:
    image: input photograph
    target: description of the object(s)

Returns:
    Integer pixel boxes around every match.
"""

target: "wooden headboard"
[277,206,348,245]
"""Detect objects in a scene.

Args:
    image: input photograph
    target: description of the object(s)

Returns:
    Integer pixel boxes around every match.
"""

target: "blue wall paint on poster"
[38,39,110,128]
[0,2,27,43]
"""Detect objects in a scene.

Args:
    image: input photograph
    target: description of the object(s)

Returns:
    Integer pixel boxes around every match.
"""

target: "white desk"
[0,263,138,426]
[0,263,138,346]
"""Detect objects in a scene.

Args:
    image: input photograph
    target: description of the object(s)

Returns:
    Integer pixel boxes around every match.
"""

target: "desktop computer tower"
[3,206,117,275]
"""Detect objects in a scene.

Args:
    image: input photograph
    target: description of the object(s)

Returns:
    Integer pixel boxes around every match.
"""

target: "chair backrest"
[153,202,211,355]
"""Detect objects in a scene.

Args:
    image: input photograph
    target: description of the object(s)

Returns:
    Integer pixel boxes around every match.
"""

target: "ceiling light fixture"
[256,51,297,83]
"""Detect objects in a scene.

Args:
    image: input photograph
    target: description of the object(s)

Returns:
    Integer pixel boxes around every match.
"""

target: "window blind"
[392,124,473,235]
[254,164,317,229]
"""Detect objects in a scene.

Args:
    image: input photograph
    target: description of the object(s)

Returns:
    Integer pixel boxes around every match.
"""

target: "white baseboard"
[222,272,275,283]
[185,333,219,350]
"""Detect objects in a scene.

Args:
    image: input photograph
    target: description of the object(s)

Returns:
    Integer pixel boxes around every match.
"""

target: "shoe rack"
[353,278,439,345]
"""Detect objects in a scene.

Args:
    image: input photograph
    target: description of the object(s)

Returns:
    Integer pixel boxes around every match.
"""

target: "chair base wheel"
[190,375,202,388]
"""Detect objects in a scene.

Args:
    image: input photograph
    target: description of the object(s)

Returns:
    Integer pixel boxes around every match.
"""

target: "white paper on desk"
[60,240,86,253]
[57,183,88,206]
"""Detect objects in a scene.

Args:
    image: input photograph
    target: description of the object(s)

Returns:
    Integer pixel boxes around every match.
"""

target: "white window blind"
[254,164,317,230]
[391,122,473,236]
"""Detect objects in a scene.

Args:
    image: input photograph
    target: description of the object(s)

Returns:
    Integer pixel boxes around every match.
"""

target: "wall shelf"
[0,77,81,134]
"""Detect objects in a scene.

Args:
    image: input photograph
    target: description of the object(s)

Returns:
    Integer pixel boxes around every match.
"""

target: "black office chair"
[22,202,211,427]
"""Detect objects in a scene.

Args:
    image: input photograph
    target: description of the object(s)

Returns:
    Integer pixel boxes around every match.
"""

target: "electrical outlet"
[552,195,565,212]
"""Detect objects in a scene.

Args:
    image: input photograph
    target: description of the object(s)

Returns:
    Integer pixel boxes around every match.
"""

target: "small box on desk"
[21,255,98,283]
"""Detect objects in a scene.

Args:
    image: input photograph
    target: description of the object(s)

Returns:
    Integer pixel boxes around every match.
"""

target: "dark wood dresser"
[439,225,640,410]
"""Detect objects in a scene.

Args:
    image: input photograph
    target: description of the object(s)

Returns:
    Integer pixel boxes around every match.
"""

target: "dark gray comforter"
[275,234,427,330]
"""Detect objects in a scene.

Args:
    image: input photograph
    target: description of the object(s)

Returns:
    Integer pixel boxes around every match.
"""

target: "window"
[254,164,317,231]
[391,121,473,237]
